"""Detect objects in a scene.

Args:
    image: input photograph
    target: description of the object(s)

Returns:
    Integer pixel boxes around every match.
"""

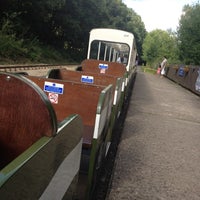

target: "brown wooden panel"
[48,68,118,94]
[0,73,57,169]
[27,76,106,147]
[81,59,127,77]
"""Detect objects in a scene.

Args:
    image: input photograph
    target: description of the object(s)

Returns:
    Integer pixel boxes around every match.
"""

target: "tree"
[0,0,147,63]
[177,3,200,65]
[125,8,146,64]
[105,1,146,63]
[142,29,179,68]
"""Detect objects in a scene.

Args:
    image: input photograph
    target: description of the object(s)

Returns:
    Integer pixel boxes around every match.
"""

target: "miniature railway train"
[0,28,137,199]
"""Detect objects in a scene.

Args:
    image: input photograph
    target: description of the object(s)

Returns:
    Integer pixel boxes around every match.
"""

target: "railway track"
[0,63,79,76]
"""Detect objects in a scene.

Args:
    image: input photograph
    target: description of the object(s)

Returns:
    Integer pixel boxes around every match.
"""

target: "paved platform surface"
[107,68,200,200]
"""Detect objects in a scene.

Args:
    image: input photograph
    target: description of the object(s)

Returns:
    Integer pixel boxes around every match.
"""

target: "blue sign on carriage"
[44,81,64,94]
[81,75,94,83]
[99,63,108,69]
[178,67,185,77]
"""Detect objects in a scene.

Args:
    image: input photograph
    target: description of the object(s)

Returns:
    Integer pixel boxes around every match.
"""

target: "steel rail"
[0,63,78,72]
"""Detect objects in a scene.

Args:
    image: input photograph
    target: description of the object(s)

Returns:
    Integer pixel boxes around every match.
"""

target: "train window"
[89,40,130,66]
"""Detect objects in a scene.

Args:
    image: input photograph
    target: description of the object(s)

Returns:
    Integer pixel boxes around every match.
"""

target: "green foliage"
[177,3,200,65]
[125,8,147,63]
[0,32,27,59]
[0,32,68,63]
[143,67,157,74]
[142,29,179,68]
[0,16,28,60]
[0,0,147,63]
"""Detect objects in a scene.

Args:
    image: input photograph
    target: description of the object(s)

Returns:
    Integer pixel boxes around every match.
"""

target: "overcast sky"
[122,0,198,32]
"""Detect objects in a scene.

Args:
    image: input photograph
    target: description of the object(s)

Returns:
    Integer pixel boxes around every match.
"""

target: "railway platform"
[107,67,200,200]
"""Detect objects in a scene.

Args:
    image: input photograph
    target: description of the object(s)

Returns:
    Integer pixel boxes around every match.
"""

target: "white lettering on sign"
[99,63,108,69]
[44,81,64,94]
[81,75,94,83]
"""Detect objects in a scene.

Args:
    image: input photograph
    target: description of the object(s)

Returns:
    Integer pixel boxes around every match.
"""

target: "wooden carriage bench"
[47,68,124,136]
[26,75,113,198]
[0,72,83,199]
[81,59,136,100]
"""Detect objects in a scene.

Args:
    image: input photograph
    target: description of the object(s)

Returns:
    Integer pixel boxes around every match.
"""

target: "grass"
[142,66,157,74]
[0,32,74,65]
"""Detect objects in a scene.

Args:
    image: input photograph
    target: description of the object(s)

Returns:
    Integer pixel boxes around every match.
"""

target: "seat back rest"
[28,76,104,124]
[47,69,125,107]
[0,72,57,169]
[27,76,107,147]
[81,59,127,77]
[47,68,119,88]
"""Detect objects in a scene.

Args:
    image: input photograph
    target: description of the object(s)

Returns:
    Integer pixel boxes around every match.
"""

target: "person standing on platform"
[160,56,167,76]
